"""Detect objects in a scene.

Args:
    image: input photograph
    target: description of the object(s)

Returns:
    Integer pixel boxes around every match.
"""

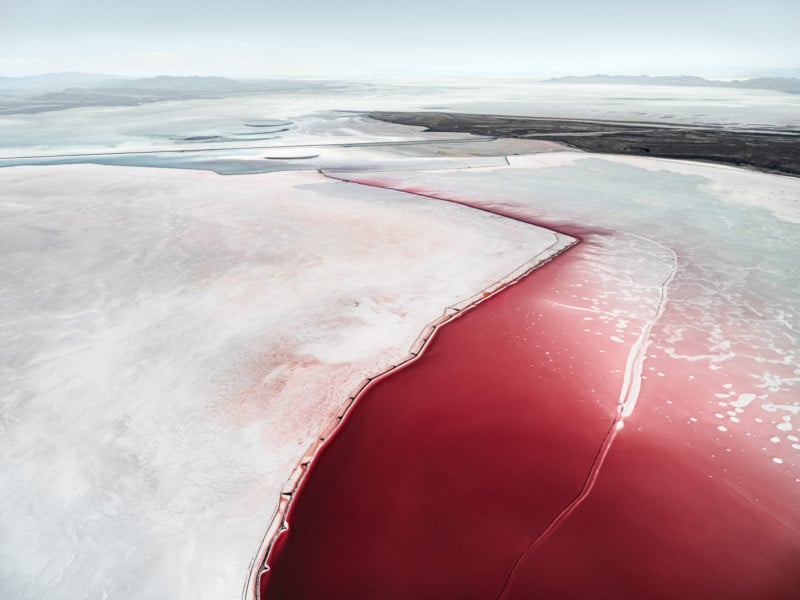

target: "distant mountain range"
[545,75,800,94]
[0,72,117,91]
[2,72,799,116]
[0,74,351,115]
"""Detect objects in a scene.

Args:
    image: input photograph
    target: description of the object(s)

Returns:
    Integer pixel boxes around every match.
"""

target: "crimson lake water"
[259,233,799,598]
[259,164,800,599]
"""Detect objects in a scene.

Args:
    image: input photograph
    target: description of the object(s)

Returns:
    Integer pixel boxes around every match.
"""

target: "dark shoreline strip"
[367,111,800,177]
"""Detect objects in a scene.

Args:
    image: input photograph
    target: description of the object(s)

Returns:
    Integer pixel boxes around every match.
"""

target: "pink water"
[259,174,800,598]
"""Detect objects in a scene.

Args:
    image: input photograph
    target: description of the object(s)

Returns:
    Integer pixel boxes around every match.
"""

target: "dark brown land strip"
[369,111,800,177]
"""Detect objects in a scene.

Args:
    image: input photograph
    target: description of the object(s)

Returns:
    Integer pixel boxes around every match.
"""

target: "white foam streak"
[618,236,679,420]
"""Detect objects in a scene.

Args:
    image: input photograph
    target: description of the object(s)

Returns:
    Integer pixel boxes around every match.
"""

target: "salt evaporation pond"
[1,85,798,599]
[265,155,799,598]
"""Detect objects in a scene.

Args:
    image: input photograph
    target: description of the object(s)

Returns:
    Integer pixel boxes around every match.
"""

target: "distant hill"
[545,74,800,94]
[100,75,262,92]
[0,74,349,115]
[0,72,120,92]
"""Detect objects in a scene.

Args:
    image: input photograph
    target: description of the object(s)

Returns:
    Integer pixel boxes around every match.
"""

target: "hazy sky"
[1,0,798,77]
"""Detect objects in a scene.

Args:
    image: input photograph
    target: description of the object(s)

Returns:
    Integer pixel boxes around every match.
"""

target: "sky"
[1,0,799,78]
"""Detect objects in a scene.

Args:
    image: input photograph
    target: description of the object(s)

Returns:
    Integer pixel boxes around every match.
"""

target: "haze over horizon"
[1,0,799,79]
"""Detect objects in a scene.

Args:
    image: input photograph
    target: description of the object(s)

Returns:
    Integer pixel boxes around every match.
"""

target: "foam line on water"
[496,233,678,599]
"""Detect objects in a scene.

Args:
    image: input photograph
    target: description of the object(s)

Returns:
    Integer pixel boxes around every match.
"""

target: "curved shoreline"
[243,196,576,599]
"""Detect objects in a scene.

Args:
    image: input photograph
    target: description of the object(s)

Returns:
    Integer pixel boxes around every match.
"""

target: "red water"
[261,240,642,598]
[259,180,800,599]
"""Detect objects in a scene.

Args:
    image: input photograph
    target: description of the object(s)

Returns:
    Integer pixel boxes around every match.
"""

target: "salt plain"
[0,164,564,599]
[1,81,799,599]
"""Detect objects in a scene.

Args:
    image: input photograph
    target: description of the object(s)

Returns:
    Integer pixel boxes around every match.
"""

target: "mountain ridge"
[545,74,800,94]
